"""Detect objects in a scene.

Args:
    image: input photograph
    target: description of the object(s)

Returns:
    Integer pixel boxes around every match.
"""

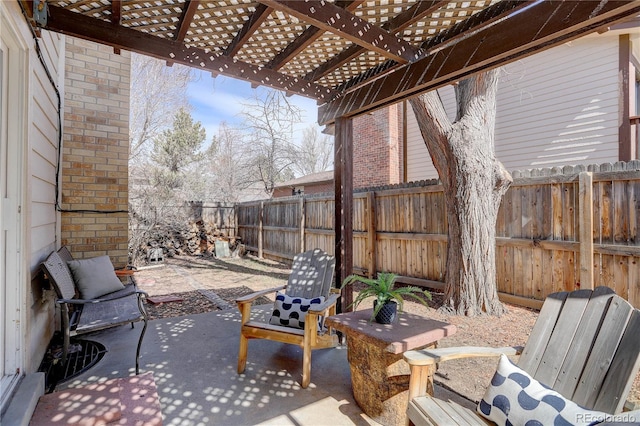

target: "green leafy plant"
[340,272,432,321]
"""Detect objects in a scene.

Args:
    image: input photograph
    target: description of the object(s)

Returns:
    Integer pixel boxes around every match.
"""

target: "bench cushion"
[76,285,144,333]
[67,256,125,299]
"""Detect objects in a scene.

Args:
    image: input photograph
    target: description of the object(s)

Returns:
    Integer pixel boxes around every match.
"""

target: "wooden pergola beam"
[43,5,337,101]
[265,25,324,71]
[111,0,122,54]
[334,0,530,93]
[304,0,448,82]
[224,3,272,57]
[20,0,33,18]
[319,0,640,125]
[174,0,200,42]
[110,0,122,25]
[419,1,529,53]
[260,0,420,64]
[265,0,364,71]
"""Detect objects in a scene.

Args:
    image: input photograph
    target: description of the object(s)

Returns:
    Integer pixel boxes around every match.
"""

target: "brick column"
[353,103,404,189]
[61,37,130,266]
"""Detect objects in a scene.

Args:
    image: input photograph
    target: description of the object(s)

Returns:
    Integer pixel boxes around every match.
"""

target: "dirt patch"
[134,255,640,408]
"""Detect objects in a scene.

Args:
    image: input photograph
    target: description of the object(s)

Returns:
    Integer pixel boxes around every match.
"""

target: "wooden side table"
[325,309,456,426]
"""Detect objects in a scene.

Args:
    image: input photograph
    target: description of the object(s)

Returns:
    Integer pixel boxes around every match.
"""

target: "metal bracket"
[33,0,48,27]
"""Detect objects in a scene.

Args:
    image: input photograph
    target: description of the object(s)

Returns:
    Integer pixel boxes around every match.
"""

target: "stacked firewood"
[136,220,242,263]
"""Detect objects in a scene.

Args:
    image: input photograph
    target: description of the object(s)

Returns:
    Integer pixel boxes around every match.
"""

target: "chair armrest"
[57,286,147,305]
[308,293,339,315]
[404,346,523,400]
[235,285,285,304]
[404,345,524,366]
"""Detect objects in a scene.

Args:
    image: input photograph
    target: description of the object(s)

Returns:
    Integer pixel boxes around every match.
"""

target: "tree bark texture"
[409,69,511,316]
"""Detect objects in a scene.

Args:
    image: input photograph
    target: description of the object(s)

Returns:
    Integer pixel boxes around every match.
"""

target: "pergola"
[25,0,640,305]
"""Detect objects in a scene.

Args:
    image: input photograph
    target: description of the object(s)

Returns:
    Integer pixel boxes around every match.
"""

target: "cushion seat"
[75,285,145,334]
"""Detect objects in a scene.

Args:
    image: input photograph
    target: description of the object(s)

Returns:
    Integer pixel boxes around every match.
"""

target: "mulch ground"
[135,254,640,408]
[144,287,272,321]
[145,291,216,321]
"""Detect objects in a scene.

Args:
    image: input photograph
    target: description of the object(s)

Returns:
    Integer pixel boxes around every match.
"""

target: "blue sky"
[186,70,322,145]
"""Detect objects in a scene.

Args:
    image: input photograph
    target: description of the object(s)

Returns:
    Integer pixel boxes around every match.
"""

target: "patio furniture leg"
[61,304,71,365]
[238,333,248,374]
[301,319,313,388]
[135,316,148,375]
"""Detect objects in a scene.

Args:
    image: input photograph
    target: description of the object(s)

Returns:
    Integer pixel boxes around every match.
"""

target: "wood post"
[367,191,377,278]
[258,201,264,259]
[233,205,238,238]
[335,117,353,311]
[579,172,594,289]
[299,197,305,253]
[618,34,633,161]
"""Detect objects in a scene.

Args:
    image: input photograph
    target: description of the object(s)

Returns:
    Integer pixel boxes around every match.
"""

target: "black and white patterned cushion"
[269,292,325,330]
[478,354,608,426]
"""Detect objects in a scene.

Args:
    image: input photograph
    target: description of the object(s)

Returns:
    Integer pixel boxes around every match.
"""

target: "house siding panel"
[406,86,455,181]
[30,31,62,257]
[406,35,621,181]
[27,26,65,372]
[0,2,57,385]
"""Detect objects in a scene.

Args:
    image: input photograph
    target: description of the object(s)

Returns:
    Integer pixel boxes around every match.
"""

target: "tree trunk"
[409,69,511,316]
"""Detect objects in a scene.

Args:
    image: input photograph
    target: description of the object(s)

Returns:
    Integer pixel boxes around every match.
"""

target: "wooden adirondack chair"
[404,287,640,425]
[236,248,339,388]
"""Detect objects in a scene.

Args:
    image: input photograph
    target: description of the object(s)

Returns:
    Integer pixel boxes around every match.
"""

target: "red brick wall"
[353,103,404,189]
[305,182,334,195]
[272,188,291,198]
[275,103,406,197]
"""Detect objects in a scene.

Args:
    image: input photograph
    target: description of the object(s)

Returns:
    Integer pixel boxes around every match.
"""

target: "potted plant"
[341,272,432,324]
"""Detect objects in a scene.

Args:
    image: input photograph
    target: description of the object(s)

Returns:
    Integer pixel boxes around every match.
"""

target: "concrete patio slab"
[55,306,474,426]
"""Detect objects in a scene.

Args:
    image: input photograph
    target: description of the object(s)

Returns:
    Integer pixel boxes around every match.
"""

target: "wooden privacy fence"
[236,161,640,309]
[188,201,236,236]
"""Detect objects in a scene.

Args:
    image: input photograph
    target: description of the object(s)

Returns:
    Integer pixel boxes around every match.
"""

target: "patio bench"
[41,247,148,374]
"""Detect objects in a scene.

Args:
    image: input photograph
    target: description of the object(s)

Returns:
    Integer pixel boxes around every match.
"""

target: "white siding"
[1,2,64,374]
[28,27,64,372]
[406,34,622,180]
[30,30,60,264]
[406,86,456,181]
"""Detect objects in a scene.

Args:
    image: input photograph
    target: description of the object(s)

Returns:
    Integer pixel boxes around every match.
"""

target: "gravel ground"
[136,254,640,408]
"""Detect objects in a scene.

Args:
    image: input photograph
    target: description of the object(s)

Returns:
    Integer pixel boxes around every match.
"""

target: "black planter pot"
[374,300,397,324]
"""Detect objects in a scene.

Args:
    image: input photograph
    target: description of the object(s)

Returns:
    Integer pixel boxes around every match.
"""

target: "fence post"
[232,203,237,238]
[367,191,377,278]
[578,172,594,290]
[258,201,264,259]
[299,197,305,253]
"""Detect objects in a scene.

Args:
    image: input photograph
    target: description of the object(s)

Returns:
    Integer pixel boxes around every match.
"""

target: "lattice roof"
[27,0,640,124]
